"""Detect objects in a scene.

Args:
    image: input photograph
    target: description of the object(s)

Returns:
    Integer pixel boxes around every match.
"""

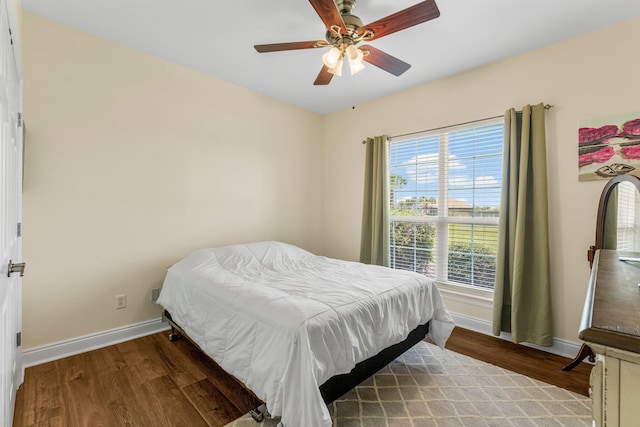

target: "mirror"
[566,175,640,371]
[595,175,640,252]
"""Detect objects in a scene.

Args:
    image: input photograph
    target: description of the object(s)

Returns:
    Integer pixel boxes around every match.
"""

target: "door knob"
[7,260,25,277]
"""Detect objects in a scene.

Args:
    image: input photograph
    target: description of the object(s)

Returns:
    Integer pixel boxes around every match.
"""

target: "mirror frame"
[593,174,640,255]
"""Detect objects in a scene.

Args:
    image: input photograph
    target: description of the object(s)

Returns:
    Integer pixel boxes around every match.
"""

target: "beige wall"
[21,13,324,348]
[321,17,640,343]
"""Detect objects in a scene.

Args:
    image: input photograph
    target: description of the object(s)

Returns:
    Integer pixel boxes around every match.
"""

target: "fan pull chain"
[352,75,357,110]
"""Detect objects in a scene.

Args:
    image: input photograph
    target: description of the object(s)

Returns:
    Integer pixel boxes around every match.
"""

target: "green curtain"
[492,103,553,346]
[360,135,390,266]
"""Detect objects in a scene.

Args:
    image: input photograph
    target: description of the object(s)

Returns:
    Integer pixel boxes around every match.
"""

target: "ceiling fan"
[254,0,440,85]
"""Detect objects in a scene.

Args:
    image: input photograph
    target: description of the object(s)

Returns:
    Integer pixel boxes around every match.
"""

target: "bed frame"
[163,309,429,420]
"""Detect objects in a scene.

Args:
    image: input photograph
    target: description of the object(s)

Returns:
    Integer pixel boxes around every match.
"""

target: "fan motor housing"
[342,14,363,34]
[326,13,363,45]
[336,0,357,14]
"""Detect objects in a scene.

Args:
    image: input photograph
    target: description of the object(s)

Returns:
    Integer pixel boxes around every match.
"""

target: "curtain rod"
[362,104,553,143]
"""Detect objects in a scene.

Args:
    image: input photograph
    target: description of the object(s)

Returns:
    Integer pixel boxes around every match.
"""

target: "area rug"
[224,341,591,427]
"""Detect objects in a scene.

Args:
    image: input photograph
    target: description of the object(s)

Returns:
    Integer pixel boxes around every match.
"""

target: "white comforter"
[158,241,454,427]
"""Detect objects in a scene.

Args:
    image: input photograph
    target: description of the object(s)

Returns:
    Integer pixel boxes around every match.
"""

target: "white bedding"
[157,241,454,427]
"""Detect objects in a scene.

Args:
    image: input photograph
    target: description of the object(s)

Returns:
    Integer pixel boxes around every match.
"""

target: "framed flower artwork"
[579,112,640,181]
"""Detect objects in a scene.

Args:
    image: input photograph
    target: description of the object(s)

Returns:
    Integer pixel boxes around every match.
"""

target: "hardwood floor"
[444,327,592,396]
[13,332,260,427]
[13,327,592,426]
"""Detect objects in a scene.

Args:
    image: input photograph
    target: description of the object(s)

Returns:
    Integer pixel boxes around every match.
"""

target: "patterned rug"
[224,341,591,427]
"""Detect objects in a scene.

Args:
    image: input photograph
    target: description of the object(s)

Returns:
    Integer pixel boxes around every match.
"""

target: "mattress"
[157,241,454,427]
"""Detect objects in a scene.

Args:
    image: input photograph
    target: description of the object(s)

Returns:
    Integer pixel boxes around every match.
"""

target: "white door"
[0,0,23,425]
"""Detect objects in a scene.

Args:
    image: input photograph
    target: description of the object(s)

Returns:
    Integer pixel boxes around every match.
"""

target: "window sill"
[435,281,494,308]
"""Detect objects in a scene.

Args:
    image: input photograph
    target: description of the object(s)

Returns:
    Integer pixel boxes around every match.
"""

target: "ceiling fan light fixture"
[328,57,343,76]
[345,44,363,63]
[322,47,342,69]
[345,44,365,75]
[349,60,365,75]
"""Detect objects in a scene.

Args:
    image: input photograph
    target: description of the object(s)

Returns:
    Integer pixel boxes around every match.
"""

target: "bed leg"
[168,326,180,342]
[249,404,268,422]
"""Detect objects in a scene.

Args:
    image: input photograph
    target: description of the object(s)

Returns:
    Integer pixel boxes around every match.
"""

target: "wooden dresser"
[579,249,640,427]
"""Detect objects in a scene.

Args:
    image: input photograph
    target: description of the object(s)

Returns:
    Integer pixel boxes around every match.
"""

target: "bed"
[157,241,454,427]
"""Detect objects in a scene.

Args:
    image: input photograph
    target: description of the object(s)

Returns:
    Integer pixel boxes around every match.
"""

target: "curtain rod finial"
[544,104,553,110]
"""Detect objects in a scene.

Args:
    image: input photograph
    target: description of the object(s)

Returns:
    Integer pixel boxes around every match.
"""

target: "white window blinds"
[389,119,504,289]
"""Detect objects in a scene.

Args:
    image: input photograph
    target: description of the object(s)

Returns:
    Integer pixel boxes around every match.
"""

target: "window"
[388,119,504,290]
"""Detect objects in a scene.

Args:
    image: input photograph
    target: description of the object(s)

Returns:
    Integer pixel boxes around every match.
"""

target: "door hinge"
[17,222,21,237]
[16,332,21,347]
[17,112,22,127]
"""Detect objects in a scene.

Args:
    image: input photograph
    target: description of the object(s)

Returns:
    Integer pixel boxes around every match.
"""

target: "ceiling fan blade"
[309,0,347,33]
[314,65,334,85]
[360,45,411,76]
[361,0,440,41]
[254,41,325,53]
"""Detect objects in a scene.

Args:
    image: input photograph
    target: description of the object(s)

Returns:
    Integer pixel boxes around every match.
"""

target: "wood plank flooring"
[444,327,592,396]
[13,327,591,426]
[13,332,259,427]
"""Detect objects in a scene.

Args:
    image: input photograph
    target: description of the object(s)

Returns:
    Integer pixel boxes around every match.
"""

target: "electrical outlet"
[150,288,160,302]
[115,294,126,309]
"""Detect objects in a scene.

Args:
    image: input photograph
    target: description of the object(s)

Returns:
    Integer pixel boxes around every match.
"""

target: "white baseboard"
[20,312,583,369]
[450,312,582,360]
[21,318,170,368]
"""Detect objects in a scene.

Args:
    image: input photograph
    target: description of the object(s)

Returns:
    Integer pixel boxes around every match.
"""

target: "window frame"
[388,117,504,292]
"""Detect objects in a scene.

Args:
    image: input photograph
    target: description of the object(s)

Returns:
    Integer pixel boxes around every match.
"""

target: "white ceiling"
[21,0,640,115]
